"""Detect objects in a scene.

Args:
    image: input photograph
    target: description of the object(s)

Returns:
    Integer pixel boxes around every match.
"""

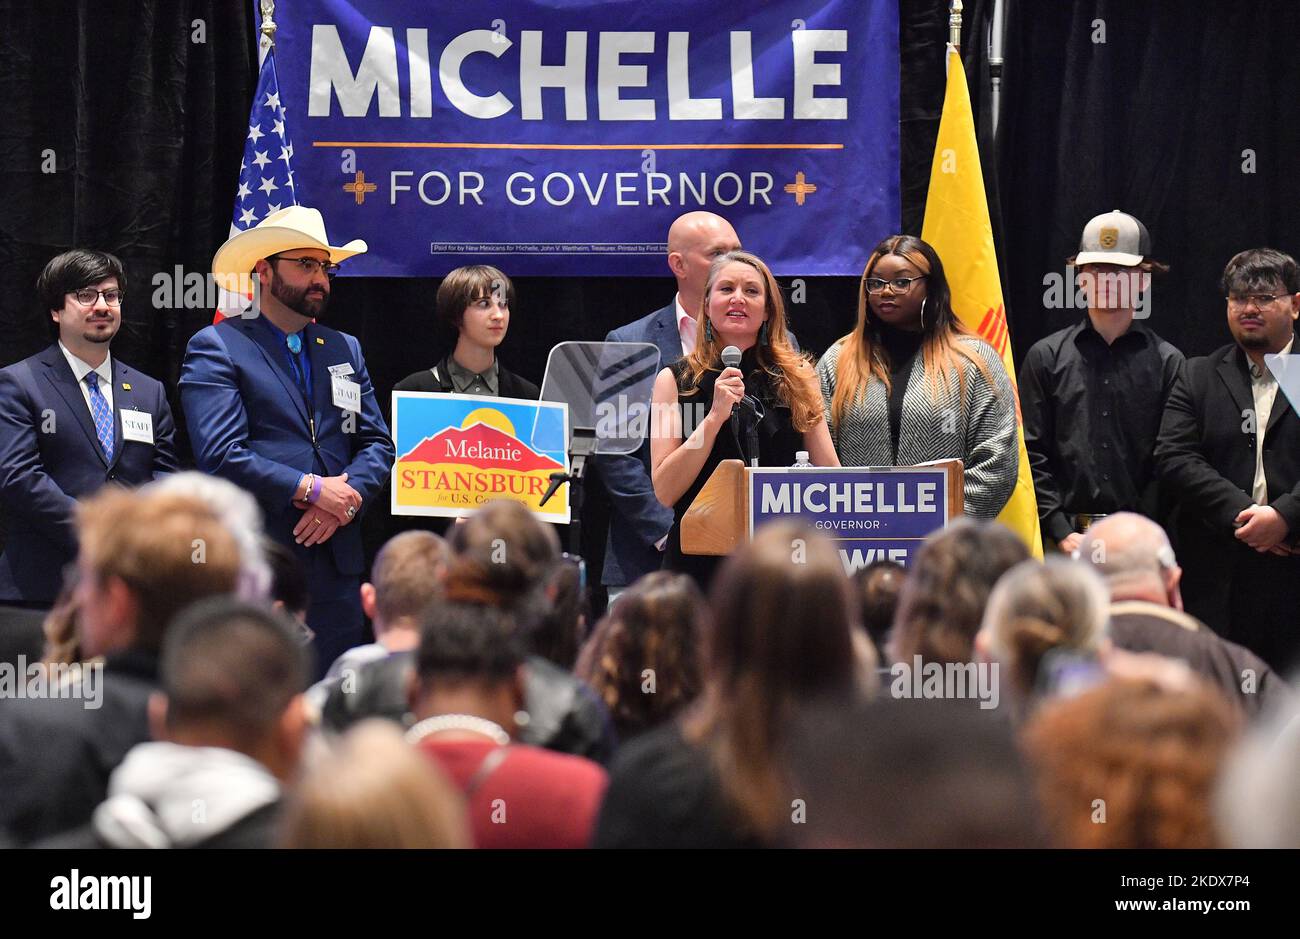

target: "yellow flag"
[921,46,1043,558]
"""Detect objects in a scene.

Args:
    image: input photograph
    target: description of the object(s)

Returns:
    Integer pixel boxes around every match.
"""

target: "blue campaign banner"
[749,467,950,571]
[267,0,899,276]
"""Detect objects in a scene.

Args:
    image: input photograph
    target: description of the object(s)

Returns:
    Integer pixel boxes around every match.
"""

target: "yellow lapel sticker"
[121,383,131,390]
[316,337,325,345]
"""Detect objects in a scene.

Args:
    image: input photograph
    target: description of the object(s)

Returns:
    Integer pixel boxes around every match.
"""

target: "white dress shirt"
[674,294,697,356]
[59,341,114,414]
[1249,337,1293,505]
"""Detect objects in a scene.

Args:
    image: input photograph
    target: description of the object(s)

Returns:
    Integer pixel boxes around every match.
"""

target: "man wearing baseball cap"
[179,207,395,676]
[1019,210,1185,554]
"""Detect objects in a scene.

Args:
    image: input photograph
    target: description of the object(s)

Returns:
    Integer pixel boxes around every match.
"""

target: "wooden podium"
[681,459,964,560]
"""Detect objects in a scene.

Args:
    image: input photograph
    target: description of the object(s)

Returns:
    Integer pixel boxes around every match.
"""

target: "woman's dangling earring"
[704,318,714,344]
[920,297,928,330]
[758,320,770,346]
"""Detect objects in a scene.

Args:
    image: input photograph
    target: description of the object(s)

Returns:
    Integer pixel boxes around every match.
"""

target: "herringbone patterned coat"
[816,336,1018,519]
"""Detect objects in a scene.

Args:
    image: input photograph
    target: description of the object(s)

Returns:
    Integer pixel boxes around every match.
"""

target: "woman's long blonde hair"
[676,251,823,432]
[828,235,996,431]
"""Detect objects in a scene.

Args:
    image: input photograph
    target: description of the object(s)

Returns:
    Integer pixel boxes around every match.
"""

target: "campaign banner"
[391,391,570,522]
[749,467,951,572]
[267,0,900,276]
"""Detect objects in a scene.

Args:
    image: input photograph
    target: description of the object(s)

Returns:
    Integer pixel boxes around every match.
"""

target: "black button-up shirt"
[1019,318,1185,542]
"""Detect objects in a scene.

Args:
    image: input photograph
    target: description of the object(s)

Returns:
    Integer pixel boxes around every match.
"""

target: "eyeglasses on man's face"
[864,275,927,295]
[1226,293,1291,310]
[70,287,124,307]
[270,254,342,278]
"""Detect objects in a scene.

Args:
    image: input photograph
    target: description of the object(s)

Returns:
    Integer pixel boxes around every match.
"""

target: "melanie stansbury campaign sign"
[262,0,900,276]
[391,392,571,523]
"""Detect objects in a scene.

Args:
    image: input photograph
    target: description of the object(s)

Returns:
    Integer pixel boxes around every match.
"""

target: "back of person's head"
[687,523,857,839]
[279,721,470,848]
[890,520,1029,666]
[445,500,560,624]
[977,557,1109,703]
[414,599,526,690]
[77,489,243,656]
[145,471,271,602]
[159,598,309,770]
[1024,677,1240,848]
[785,698,1042,847]
[574,572,706,739]
[1077,512,1180,605]
[369,530,451,627]
[531,554,588,668]
[851,560,905,659]
[262,537,309,621]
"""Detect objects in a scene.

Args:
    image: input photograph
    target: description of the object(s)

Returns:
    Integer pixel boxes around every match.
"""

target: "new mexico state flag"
[922,45,1043,558]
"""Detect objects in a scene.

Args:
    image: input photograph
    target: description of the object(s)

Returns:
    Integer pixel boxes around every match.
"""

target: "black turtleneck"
[878,325,923,459]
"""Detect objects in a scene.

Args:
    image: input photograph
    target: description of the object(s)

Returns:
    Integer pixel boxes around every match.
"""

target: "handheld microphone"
[720,345,760,418]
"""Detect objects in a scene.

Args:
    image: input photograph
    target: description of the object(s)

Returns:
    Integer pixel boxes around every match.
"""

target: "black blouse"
[661,349,803,589]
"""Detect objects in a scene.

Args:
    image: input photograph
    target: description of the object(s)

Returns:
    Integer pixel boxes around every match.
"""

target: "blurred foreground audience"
[0,487,243,844]
[42,599,309,848]
[595,523,864,848]
[1024,676,1240,848]
[574,571,706,743]
[281,721,469,849]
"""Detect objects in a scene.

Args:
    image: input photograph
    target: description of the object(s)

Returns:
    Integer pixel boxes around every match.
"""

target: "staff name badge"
[332,375,361,413]
[120,409,155,445]
[328,362,355,378]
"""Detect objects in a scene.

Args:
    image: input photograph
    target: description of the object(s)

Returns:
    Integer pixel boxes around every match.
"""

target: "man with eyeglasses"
[1019,210,1184,555]
[180,207,395,678]
[1156,248,1300,672]
[0,249,178,605]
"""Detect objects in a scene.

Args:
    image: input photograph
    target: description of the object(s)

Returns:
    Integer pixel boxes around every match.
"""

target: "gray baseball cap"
[1075,210,1151,267]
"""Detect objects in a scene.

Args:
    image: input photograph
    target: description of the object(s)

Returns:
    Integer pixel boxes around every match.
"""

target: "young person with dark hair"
[393,265,539,400]
[1157,247,1300,672]
[0,249,178,604]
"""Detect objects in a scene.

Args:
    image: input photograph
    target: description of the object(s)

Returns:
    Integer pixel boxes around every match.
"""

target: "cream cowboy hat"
[211,206,368,292]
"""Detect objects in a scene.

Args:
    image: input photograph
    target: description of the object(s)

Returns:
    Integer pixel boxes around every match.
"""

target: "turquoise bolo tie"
[286,332,303,355]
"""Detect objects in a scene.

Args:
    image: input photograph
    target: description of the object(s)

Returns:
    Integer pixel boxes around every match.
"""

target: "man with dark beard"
[180,207,395,676]
[1156,248,1300,672]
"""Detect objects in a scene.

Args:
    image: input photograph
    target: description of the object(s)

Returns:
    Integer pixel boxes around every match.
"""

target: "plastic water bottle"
[791,450,813,468]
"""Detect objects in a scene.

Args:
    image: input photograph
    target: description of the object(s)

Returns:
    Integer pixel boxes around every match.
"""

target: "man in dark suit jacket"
[180,207,395,675]
[1156,248,1300,672]
[595,212,742,596]
[0,249,178,605]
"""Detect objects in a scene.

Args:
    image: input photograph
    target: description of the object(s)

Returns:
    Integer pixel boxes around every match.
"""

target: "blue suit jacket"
[595,304,684,587]
[0,344,178,602]
[179,317,395,580]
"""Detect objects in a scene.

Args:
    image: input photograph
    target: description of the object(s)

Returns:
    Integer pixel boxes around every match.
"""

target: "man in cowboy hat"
[179,206,395,676]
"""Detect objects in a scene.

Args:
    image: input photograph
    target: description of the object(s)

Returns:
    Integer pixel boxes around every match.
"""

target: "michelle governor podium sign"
[681,459,963,573]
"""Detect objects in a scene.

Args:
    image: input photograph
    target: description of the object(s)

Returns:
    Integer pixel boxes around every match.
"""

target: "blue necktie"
[85,372,115,463]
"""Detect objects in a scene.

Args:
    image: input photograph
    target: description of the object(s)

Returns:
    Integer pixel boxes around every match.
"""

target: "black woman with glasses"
[181,206,396,679]
[816,234,1017,520]
[0,248,179,605]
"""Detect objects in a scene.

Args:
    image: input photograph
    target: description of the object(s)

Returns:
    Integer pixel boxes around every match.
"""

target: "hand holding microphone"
[708,345,748,425]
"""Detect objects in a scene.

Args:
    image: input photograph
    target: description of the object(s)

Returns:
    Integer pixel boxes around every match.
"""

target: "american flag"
[216,46,299,320]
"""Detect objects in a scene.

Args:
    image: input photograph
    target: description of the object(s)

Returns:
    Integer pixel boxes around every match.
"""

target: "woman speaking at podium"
[650,251,837,587]
[817,235,1017,519]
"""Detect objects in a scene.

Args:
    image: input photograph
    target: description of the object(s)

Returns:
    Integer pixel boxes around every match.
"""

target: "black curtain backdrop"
[998,0,1300,359]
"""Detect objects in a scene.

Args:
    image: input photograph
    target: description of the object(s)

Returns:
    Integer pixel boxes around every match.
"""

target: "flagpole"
[258,0,277,65]
[949,0,963,52]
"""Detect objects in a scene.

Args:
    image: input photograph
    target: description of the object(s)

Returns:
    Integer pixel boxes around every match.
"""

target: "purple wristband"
[308,475,323,504]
